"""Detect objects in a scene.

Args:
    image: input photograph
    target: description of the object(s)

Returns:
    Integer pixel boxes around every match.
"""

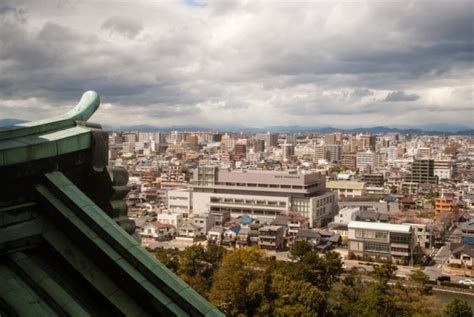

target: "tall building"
[212,133,222,142]
[324,134,337,145]
[434,159,453,180]
[192,168,338,227]
[138,132,166,144]
[387,146,399,160]
[417,147,431,159]
[186,134,199,147]
[350,138,365,153]
[360,134,376,151]
[356,151,376,171]
[256,132,278,148]
[254,139,265,153]
[341,153,357,170]
[282,144,295,161]
[315,145,325,160]
[221,133,235,150]
[235,143,247,157]
[286,134,297,145]
[324,144,341,162]
[405,159,438,184]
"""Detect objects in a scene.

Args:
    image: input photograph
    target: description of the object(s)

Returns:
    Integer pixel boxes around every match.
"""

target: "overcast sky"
[0,0,472,129]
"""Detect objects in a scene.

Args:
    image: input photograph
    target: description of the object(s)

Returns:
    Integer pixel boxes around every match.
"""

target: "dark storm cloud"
[384,91,420,102]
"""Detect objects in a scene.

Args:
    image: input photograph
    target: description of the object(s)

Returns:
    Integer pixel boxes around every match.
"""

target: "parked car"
[458,279,474,285]
[436,276,451,282]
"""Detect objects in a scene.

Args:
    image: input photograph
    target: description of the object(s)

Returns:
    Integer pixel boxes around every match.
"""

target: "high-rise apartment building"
[235,144,247,157]
[324,134,337,145]
[404,159,438,184]
[256,132,278,148]
[282,144,295,161]
[341,153,357,170]
[254,139,265,153]
[324,144,341,162]
[286,134,297,145]
[434,159,453,180]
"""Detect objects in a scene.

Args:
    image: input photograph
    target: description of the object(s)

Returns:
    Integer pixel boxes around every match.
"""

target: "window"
[365,242,390,253]
[390,233,411,244]
[391,247,409,253]
[355,230,388,241]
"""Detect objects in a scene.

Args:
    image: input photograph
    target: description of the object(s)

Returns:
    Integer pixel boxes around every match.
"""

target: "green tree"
[372,262,397,286]
[210,247,269,316]
[327,267,366,316]
[271,273,326,317]
[154,248,180,272]
[409,270,432,295]
[353,288,401,317]
[288,240,313,261]
[282,242,343,291]
[444,298,473,317]
[178,244,226,297]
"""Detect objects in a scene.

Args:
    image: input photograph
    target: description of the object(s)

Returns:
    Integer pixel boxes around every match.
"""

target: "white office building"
[191,167,338,227]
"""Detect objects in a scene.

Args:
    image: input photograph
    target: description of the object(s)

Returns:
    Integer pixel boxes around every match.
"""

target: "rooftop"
[348,221,411,233]
[326,181,366,190]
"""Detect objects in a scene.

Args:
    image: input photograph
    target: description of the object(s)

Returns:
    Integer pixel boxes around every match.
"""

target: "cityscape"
[0,0,473,316]
[114,129,474,310]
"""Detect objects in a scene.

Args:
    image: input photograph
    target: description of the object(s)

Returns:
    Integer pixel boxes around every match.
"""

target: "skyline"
[0,0,473,129]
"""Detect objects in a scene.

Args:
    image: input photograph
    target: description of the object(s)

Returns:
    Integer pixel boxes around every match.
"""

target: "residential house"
[207,226,224,245]
[258,226,285,250]
[140,221,176,242]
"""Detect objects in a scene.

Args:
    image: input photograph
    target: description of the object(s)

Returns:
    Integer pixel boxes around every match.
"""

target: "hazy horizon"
[0,0,472,128]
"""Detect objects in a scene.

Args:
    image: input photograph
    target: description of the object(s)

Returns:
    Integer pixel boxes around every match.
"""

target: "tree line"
[154,241,473,317]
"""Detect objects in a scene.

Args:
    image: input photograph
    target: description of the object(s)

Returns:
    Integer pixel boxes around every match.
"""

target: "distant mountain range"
[1,118,472,135]
[104,124,474,136]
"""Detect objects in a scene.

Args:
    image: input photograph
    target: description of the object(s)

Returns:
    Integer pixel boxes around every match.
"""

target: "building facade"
[192,167,338,227]
[348,221,415,262]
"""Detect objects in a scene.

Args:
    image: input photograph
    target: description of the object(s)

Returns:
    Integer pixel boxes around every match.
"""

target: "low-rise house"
[222,226,241,245]
[207,226,224,245]
[140,221,176,242]
[295,229,321,246]
[287,213,309,245]
[249,221,263,245]
[402,222,434,249]
[236,227,251,247]
[156,212,184,229]
[192,214,212,235]
[177,224,205,240]
[258,226,285,250]
[211,210,231,226]
[328,223,349,242]
[448,243,474,268]
[334,207,360,224]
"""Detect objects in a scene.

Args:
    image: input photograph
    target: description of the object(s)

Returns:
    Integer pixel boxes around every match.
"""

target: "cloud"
[0,0,472,129]
[384,91,420,102]
[101,16,143,38]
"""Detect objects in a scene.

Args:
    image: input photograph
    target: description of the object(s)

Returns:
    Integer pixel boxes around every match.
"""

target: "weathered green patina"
[0,92,224,317]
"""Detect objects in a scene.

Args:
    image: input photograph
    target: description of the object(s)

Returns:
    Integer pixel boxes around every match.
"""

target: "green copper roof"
[37,171,223,316]
[0,91,224,316]
[0,91,100,166]
[0,91,99,141]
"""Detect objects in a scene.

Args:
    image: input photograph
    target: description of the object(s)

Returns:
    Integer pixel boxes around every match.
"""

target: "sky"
[0,0,472,130]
